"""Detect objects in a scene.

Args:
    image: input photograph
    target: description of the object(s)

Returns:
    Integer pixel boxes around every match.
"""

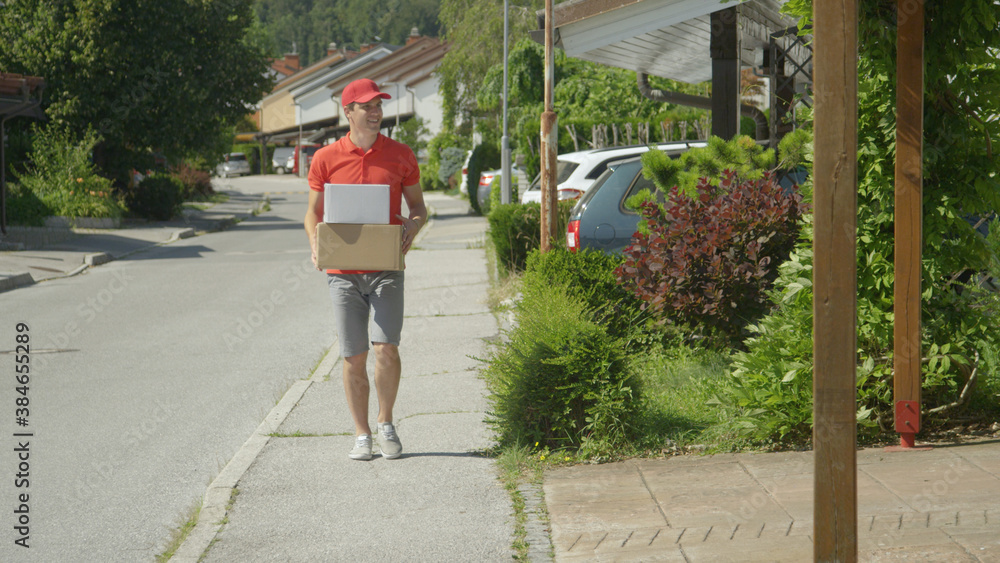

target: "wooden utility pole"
[540,0,558,253]
[812,0,859,561]
[893,0,925,450]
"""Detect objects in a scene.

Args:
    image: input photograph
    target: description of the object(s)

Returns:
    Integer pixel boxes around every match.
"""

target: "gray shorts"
[327,271,405,358]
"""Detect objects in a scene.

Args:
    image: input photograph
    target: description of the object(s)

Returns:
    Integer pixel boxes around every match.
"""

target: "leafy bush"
[487,201,573,275]
[424,131,465,191]
[617,170,806,347]
[437,146,467,188]
[172,163,214,200]
[707,247,819,443]
[15,123,125,220]
[4,182,49,226]
[522,248,649,346]
[711,236,1000,445]
[482,283,643,453]
[126,173,185,220]
[709,2,1000,447]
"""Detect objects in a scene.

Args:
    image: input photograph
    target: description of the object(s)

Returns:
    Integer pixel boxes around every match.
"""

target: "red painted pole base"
[884,432,933,452]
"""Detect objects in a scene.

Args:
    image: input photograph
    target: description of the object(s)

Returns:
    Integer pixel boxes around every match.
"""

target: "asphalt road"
[0,175,335,562]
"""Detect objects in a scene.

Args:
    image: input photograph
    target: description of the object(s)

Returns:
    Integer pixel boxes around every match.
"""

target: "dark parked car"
[567,154,809,254]
[566,157,652,254]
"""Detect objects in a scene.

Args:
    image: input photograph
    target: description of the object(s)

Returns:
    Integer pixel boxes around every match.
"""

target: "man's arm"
[398,182,426,254]
[305,190,324,269]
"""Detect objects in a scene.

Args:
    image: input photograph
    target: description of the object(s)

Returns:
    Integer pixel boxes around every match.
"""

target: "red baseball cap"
[341,78,391,107]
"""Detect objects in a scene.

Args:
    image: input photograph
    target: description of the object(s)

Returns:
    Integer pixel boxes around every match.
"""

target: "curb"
[0,193,267,294]
[85,252,113,267]
[0,272,34,292]
[168,228,197,242]
[519,482,554,562]
[169,343,340,562]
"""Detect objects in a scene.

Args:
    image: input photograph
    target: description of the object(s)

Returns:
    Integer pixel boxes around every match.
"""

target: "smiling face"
[345,99,383,136]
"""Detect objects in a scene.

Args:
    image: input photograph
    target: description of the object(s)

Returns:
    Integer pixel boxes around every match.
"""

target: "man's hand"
[310,230,321,271]
[397,214,422,254]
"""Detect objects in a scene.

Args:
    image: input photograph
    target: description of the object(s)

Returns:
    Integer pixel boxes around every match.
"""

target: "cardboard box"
[323,183,390,224]
[316,223,403,271]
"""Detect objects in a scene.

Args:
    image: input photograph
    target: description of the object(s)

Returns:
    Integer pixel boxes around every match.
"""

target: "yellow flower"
[539,455,546,461]
[534,442,539,447]
[564,456,571,461]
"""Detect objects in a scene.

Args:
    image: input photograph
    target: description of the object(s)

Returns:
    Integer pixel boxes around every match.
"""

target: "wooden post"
[893,0,925,449]
[710,8,740,140]
[812,0,859,561]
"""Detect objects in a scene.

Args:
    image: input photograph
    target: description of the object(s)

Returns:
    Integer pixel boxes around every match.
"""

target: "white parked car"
[216,152,251,178]
[520,142,708,204]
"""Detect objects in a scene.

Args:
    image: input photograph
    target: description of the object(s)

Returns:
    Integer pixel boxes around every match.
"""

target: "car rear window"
[229,154,247,161]
[621,174,658,211]
[528,160,579,191]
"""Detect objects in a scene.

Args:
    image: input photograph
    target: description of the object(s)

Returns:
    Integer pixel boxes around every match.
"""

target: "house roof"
[540,0,803,84]
[314,37,447,140]
[289,45,396,99]
[326,37,447,100]
[0,73,46,120]
[269,56,301,80]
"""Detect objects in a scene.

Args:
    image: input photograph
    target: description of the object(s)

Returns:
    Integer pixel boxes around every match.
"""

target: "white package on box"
[323,183,390,224]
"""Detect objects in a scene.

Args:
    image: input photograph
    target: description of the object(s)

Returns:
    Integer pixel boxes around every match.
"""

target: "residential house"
[254,29,448,168]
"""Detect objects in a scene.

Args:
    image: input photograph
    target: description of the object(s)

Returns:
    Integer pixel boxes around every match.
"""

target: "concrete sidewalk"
[545,440,1000,562]
[171,191,515,562]
[0,189,268,292]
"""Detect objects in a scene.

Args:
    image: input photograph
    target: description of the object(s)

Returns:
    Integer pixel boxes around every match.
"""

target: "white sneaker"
[377,422,402,459]
[349,434,373,460]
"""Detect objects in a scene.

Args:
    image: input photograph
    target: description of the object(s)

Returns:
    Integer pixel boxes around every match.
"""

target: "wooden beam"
[893,0,925,448]
[812,0,859,561]
[710,8,740,140]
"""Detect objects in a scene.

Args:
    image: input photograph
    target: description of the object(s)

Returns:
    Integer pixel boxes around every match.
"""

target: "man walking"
[303,78,426,460]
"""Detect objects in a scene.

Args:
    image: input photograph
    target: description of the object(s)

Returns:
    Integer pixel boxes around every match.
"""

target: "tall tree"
[437,0,541,131]
[253,0,441,66]
[0,0,271,181]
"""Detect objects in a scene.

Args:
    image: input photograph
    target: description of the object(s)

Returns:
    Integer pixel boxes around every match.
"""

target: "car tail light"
[557,188,584,201]
[567,219,580,252]
[479,173,495,187]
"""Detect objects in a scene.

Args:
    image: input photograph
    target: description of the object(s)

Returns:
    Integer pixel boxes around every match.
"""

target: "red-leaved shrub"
[615,170,806,346]
[172,163,213,199]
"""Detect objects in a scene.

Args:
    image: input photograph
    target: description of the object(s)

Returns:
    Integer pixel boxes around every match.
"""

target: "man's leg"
[372,343,400,424]
[342,351,372,436]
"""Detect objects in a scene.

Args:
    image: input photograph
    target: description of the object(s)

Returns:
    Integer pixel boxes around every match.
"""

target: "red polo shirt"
[308,133,420,274]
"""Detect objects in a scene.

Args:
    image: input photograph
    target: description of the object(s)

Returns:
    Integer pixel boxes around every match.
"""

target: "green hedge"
[522,248,648,346]
[482,283,643,453]
[127,173,184,220]
[467,141,500,215]
[487,200,573,275]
